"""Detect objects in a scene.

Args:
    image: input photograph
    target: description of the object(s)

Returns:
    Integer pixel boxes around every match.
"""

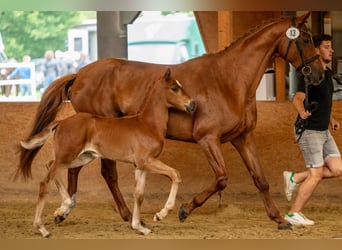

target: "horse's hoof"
[43,232,52,238]
[140,220,146,227]
[278,222,292,230]
[138,228,151,235]
[122,214,131,222]
[54,215,65,224]
[120,209,132,222]
[178,204,188,222]
[153,214,161,221]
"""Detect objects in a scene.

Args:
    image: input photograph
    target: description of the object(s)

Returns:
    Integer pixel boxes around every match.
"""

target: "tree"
[0,11,82,60]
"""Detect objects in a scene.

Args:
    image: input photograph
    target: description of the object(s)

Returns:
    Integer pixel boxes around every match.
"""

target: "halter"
[284,16,319,73]
[284,17,320,143]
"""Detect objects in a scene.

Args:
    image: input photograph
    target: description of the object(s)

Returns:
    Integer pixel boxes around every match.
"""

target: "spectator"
[76,52,90,72]
[54,50,68,77]
[7,55,32,96]
[42,50,60,92]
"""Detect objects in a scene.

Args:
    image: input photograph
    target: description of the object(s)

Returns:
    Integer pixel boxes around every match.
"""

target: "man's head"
[313,34,333,66]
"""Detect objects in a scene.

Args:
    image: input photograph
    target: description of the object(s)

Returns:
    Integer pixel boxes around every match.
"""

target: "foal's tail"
[17,121,59,179]
[16,74,76,180]
[20,121,59,150]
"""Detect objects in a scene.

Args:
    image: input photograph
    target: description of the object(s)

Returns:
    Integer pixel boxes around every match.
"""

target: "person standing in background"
[42,50,59,92]
[7,55,31,96]
[76,52,90,72]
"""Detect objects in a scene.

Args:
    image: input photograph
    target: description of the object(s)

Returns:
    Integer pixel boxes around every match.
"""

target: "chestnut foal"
[19,68,196,237]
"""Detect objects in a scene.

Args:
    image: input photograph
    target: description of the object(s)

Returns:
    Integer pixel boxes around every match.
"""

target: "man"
[283,34,342,226]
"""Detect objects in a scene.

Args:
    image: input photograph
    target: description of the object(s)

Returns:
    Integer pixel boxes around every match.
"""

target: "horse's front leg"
[178,135,227,222]
[132,169,151,235]
[231,131,291,230]
[101,159,132,222]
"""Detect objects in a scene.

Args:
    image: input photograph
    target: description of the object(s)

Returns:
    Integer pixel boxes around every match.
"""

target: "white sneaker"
[283,171,298,201]
[284,212,315,226]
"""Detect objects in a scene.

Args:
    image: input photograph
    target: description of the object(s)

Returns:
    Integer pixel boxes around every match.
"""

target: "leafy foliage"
[0,11,82,60]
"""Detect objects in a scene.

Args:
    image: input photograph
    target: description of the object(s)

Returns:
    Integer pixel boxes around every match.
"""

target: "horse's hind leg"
[132,169,151,235]
[101,159,132,222]
[143,158,181,221]
[66,159,132,222]
[231,132,291,230]
[34,162,58,237]
[41,161,74,224]
[53,176,74,224]
[178,135,227,222]
[67,166,82,206]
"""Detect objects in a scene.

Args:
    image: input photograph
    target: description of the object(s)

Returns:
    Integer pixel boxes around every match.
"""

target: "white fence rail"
[0,62,37,101]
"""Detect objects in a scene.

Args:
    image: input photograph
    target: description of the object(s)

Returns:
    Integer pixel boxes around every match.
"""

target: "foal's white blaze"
[175,79,182,87]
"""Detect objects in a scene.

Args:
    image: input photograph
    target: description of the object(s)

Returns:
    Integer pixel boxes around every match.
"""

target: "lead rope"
[295,66,313,143]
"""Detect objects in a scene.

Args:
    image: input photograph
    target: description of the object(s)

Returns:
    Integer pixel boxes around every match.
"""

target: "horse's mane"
[225,16,287,49]
[196,15,289,59]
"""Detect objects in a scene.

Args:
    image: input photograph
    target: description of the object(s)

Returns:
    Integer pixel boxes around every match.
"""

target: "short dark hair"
[312,34,331,48]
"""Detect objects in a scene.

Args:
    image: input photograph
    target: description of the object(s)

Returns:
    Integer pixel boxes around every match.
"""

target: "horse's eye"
[171,85,179,92]
[303,38,310,44]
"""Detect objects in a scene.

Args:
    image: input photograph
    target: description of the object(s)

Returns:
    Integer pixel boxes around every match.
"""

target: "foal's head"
[161,68,197,114]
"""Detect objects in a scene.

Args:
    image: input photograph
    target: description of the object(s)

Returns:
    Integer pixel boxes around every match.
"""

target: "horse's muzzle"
[186,100,197,114]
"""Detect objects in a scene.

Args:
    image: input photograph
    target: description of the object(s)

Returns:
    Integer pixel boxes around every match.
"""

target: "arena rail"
[0,62,36,101]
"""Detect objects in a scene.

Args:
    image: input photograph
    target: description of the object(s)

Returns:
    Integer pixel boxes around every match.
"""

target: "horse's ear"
[164,68,172,81]
[297,11,311,25]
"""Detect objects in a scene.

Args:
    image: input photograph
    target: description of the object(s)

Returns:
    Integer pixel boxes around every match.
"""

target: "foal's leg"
[143,158,181,221]
[41,161,74,224]
[67,166,82,207]
[53,176,75,224]
[131,169,151,235]
[33,162,59,238]
[66,159,132,223]
[101,159,132,222]
[231,132,291,230]
[56,166,82,223]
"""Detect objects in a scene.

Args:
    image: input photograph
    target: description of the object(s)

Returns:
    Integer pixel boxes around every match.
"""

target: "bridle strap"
[284,16,319,71]
[284,16,297,62]
[284,16,320,144]
[284,39,293,62]
[296,55,320,70]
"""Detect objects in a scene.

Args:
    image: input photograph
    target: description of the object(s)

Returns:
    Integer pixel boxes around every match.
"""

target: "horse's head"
[161,68,197,114]
[278,12,324,85]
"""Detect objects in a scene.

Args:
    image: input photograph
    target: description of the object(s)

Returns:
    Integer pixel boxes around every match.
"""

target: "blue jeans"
[44,75,56,89]
[20,84,32,96]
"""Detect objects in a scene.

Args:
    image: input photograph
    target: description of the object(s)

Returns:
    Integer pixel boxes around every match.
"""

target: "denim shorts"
[294,128,341,168]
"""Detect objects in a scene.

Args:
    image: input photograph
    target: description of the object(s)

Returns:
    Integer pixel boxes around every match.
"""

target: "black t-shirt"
[295,68,333,131]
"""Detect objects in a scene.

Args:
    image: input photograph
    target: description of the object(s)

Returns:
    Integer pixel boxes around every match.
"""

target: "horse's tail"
[16,74,76,180]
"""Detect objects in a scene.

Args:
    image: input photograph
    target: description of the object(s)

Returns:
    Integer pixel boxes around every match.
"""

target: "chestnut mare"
[17,68,197,237]
[18,12,323,230]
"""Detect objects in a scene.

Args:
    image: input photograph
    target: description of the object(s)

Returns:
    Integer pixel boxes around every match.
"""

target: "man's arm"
[292,91,312,120]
